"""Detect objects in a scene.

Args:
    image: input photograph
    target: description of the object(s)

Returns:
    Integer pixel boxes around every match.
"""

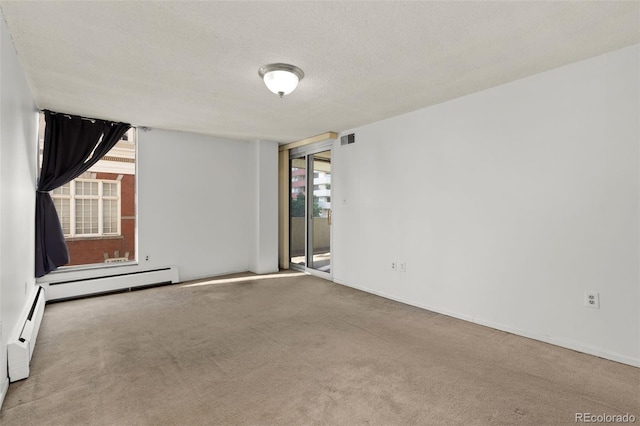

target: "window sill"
[65,235,123,242]
[38,260,140,278]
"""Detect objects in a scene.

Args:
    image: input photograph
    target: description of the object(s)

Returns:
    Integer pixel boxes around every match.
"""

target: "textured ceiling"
[1,1,638,143]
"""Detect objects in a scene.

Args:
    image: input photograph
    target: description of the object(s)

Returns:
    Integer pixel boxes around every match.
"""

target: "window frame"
[51,178,122,238]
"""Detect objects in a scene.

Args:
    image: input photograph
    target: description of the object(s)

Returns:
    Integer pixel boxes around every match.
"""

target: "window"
[38,112,137,266]
[52,179,121,237]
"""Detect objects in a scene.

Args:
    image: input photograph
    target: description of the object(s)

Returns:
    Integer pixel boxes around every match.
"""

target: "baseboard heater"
[42,266,180,302]
[7,267,179,382]
[8,286,45,382]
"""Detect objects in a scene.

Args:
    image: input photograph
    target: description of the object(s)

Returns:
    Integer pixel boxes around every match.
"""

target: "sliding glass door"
[289,145,332,278]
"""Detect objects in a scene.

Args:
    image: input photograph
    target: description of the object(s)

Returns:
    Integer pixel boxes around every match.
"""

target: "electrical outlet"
[399,261,406,272]
[391,261,397,272]
[585,291,600,309]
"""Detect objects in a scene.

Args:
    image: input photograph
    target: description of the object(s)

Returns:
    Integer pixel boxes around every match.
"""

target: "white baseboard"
[333,277,640,368]
[0,377,9,411]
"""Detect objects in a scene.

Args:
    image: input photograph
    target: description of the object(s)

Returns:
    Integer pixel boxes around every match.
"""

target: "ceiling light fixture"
[258,63,304,98]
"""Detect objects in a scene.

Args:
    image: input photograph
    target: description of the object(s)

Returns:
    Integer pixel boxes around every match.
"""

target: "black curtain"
[35,110,131,277]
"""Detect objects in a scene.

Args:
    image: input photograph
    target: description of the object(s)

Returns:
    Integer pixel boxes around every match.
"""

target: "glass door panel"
[309,151,331,274]
[289,157,307,268]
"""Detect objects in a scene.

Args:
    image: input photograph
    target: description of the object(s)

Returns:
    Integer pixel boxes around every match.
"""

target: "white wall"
[136,128,253,281]
[0,12,38,400]
[248,140,279,274]
[332,45,640,366]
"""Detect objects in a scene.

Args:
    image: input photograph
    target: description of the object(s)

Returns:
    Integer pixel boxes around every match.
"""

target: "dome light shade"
[259,63,304,98]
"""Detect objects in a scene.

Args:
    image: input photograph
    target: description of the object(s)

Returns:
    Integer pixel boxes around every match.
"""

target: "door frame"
[278,133,336,279]
[289,142,333,279]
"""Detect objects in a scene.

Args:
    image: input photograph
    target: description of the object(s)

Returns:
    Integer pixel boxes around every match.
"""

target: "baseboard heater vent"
[8,286,45,382]
[42,266,179,302]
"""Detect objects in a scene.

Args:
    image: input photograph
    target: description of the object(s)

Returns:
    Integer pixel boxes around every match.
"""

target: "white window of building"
[51,179,121,237]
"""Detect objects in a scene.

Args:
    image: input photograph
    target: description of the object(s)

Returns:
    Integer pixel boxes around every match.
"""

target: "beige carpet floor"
[1,272,638,425]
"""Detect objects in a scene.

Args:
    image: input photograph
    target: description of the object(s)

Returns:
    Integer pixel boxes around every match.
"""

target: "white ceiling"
[1,1,638,143]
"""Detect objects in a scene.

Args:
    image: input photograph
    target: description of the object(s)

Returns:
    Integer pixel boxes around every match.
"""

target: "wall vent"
[340,133,355,145]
